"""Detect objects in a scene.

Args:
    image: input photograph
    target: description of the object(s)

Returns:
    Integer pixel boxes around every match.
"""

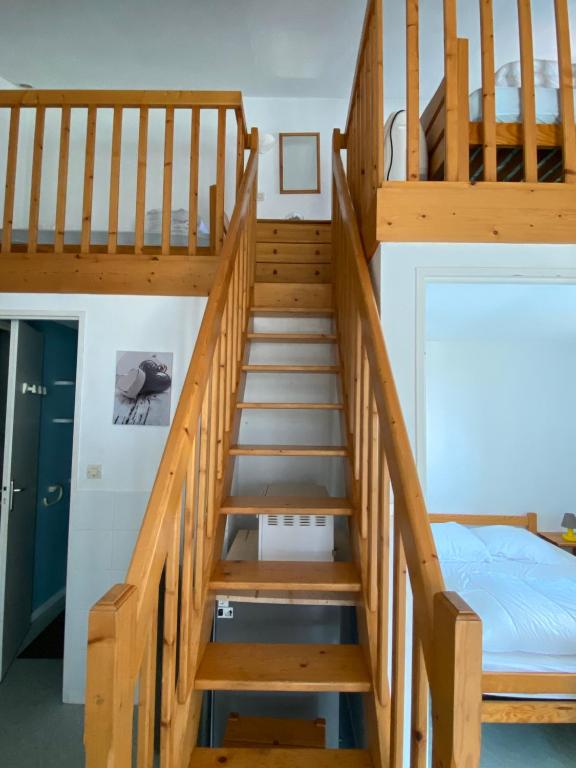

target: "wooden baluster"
[81,106,97,253]
[188,108,200,255]
[443,0,459,181]
[206,352,220,538]
[54,106,71,253]
[161,107,174,255]
[479,0,497,181]
[236,110,245,192]
[390,513,407,768]
[194,389,210,610]
[406,0,420,181]
[360,348,370,539]
[554,0,576,183]
[457,38,470,181]
[368,391,379,613]
[215,107,226,254]
[160,506,181,765]
[138,604,158,768]
[373,0,385,191]
[353,315,363,485]
[135,107,149,254]
[517,0,538,182]
[217,308,227,480]
[231,260,239,393]
[376,444,391,707]
[27,106,45,253]
[410,627,428,768]
[225,282,234,428]
[178,433,198,703]
[1,106,20,255]
[107,106,123,254]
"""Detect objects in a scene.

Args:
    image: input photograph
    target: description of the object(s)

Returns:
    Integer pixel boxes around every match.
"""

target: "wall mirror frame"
[279,132,321,195]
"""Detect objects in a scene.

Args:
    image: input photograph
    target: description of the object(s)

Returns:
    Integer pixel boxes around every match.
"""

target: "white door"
[0,321,43,680]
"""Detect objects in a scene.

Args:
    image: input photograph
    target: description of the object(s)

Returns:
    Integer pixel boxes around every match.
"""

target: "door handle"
[9,480,25,512]
[42,484,64,507]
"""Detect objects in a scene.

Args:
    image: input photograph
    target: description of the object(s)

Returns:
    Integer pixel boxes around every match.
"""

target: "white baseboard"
[20,588,66,651]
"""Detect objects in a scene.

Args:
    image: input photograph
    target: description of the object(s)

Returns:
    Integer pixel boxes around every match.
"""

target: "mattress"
[468,85,576,124]
[432,523,576,686]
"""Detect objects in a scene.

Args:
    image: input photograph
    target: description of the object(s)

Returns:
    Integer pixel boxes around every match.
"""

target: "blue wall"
[29,321,77,611]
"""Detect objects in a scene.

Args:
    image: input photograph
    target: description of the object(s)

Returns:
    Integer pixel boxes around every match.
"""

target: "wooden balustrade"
[343,0,383,260]
[0,90,248,257]
[84,129,258,768]
[333,132,483,766]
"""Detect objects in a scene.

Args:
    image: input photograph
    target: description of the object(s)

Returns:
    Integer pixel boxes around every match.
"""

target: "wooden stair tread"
[210,561,361,592]
[213,590,358,606]
[190,748,373,768]
[250,307,334,316]
[237,402,344,410]
[220,496,353,515]
[223,713,326,749]
[241,365,340,373]
[194,643,371,692]
[229,445,348,457]
[247,333,337,343]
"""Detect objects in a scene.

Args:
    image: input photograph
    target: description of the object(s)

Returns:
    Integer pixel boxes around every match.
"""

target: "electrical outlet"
[216,601,234,619]
[86,464,102,480]
[257,192,265,202]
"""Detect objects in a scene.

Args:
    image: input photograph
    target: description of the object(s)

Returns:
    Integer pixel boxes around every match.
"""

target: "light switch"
[87,464,102,480]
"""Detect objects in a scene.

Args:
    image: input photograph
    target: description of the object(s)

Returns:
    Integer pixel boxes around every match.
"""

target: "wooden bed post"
[431,592,482,767]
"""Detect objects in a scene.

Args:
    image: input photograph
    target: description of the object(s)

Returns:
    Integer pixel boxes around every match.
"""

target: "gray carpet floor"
[0,659,574,766]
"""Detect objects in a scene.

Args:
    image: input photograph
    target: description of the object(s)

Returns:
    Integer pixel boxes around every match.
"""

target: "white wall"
[244,97,348,221]
[376,243,576,527]
[0,292,206,703]
[426,338,576,530]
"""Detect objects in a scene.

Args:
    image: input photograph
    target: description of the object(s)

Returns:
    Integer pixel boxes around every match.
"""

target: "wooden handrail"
[126,133,258,623]
[333,130,482,766]
[333,134,444,658]
[85,129,258,767]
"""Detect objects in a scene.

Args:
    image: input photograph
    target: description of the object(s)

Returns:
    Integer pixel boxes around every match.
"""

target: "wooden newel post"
[431,591,482,768]
[85,583,138,768]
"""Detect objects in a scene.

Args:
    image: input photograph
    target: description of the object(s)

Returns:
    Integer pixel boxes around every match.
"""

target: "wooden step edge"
[228,444,348,457]
[194,643,372,693]
[241,365,340,374]
[250,307,335,316]
[237,402,344,410]
[189,747,374,768]
[212,590,359,607]
[247,333,337,343]
[220,495,353,515]
[209,561,362,593]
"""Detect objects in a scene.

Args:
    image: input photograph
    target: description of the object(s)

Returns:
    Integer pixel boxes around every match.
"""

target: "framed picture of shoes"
[113,351,173,426]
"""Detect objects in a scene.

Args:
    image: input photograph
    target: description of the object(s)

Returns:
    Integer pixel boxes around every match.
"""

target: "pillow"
[472,525,570,565]
[494,59,576,89]
[431,522,492,563]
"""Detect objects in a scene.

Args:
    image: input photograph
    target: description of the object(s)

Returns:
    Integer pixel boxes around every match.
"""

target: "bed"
[430,512,576,724]
[422,59,576,183]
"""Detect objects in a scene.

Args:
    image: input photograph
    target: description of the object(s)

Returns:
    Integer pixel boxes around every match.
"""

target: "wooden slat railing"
[333,131,483,767]
[344,0,383,259]
[84,128,258,768]
[0,90,249,256]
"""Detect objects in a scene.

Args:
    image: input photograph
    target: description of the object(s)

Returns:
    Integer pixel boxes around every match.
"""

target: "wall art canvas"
[113,351,173,426]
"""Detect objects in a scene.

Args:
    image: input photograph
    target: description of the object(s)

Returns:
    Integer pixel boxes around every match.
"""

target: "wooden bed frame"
[421,79,566,183]
[430,512,576,724]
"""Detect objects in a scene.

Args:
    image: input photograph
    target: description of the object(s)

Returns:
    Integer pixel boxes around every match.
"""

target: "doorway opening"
[0,319,79,681]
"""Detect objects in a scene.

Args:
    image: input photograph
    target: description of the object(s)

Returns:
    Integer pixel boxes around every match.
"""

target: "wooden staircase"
[188,219,373,766]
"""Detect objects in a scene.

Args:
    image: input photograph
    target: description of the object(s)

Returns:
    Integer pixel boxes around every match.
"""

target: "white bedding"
[432,523,576,681]
[468,85,576,124]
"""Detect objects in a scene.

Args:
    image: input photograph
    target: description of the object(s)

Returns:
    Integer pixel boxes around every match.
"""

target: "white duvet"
[432,523,576,675]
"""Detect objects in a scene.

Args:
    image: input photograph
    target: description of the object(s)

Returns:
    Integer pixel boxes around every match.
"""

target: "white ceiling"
[0,0,366,97]
[426,283,576,342]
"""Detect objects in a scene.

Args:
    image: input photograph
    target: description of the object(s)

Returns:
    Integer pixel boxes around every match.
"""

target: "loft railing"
[333,132,483,767]
[0,90,248,257]
[83,128,258,768]
[344,0,576,250]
